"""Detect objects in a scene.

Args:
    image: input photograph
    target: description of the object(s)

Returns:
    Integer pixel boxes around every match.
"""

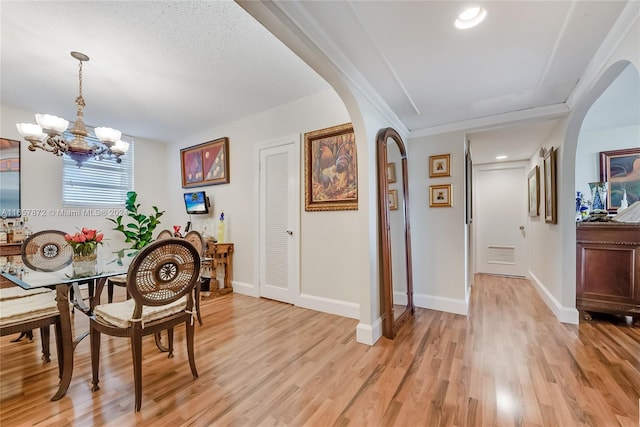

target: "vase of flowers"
[65,228,104,277]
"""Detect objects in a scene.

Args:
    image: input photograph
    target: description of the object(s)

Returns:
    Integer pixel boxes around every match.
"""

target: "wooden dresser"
[576,222,640,322]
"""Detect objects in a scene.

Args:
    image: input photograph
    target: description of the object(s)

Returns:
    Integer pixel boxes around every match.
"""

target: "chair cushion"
[0,292,59,326]
[94,296,188,328]
[0,287,52,301]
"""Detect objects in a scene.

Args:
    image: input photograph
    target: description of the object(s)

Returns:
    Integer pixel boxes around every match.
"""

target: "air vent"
[487,246,515,265]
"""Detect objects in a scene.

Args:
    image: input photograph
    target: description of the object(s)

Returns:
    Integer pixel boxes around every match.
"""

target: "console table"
[576,222,640,322]
[204,241,234,296]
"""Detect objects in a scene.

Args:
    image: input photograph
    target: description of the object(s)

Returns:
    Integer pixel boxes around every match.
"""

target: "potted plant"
[108,191,165,250]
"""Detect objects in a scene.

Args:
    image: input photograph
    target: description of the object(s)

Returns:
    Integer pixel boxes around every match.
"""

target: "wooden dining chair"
[183,230,205,326]
[0,288,61,365]
[90,238,201,411]
[3,230,74,363]
[106,229,173,303]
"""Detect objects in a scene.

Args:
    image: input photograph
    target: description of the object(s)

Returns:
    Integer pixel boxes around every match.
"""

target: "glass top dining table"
[1,247,136,401]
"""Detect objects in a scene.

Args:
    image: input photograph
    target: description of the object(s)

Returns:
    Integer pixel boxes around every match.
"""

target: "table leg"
[51,284,73,401]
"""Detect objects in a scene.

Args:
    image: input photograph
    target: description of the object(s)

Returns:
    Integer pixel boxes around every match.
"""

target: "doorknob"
[519,225,525,230]
[286,229,293,235]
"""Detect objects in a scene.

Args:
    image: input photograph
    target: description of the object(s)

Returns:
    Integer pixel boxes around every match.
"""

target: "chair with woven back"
[0,230,73,367]
[106,229,174,303]
[183,230,205,326]
[89,237,201,411]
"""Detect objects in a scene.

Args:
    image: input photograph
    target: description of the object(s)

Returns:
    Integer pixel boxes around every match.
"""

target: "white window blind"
[62,126,134,207]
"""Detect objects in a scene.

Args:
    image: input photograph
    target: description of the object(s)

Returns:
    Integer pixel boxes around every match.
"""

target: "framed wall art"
[599,148,640,213]
[387,162,397,184]
[180,137,229,188]
[528,165,540,217]
[429,184,452,207]
[304,123,358,211]
[429,154,450,178]
[0,138,20,218]
[388,189,398,210]
[544,147,557,224]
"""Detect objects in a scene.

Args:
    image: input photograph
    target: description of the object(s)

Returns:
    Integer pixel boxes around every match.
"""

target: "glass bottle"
[6,221,14,244]
[23,217,32,238]
[13,220,25,243]
[0,220,7,244]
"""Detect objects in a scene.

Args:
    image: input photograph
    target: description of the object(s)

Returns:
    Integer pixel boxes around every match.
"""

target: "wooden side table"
[204,241,234,296]
[1,243,22,288]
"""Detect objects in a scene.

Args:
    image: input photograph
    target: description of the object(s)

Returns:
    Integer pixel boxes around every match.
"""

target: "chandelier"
[16,51,129,167]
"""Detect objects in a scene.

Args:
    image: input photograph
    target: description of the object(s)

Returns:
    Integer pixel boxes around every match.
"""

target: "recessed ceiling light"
[455,6,487,30]
[496,155,508,160]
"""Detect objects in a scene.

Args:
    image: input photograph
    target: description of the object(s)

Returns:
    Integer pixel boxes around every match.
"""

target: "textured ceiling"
[0,1,329,143]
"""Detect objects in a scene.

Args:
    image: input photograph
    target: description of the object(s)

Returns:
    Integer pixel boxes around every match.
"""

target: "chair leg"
[131,330,143,412]
[107,282,114,304]
[40,326,51,363]
[11,330,34,342]
[186,320,198,379]
[167,328,174,358]
[54,320,63,380]
[90,327,101,392]
[195,281,203,326]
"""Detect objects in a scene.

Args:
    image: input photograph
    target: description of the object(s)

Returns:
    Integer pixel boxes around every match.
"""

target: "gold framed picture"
[429,154,450,178]
[429,184,452,207]
[544,147,557,224]
[388,189,398,210]
[387,162,397,184]
[528,165,540,217]
[304,123,358,211]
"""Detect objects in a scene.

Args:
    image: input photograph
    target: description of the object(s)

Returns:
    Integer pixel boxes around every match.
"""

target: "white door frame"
[254,135,301,302]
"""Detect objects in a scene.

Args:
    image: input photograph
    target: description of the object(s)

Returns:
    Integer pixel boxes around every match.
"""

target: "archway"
[561,60,640,317]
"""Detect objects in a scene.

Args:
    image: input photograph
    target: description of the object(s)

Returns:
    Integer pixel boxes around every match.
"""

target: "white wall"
[162,89,366,317]
[525,119,574,322]
[407,131,468,315]
[0,104,168,256]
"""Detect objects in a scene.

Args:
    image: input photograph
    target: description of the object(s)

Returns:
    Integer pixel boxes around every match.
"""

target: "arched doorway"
[562,60,640,319]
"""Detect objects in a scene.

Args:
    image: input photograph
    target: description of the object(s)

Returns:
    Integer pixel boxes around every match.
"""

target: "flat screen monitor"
[183,191,209,215]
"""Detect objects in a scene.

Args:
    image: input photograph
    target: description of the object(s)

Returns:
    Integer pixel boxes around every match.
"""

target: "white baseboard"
[230,280,258,297]
[394,291,408,306]
[529,271,579,324]
[231,282,358,319]
[413,292,469,316]
[297,293,359,319]
[356,317,382,346]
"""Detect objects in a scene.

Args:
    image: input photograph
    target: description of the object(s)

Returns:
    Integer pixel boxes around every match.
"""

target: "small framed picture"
[388,189,398,210]
[528,165,540,217]
[429,184,452,207]
[429,154,450,178]
[387,163,397,184]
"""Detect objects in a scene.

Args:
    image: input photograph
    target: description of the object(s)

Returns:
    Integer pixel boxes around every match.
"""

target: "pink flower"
[95,233,104,242]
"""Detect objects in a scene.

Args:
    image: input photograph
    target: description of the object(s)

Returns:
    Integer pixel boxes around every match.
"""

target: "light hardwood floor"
[1,274,640,426]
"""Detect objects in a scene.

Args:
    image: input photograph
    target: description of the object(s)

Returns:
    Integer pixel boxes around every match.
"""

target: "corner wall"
[407,131,469,315]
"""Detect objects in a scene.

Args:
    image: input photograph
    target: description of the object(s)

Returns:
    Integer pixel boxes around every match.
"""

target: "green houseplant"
[108,191,165,250]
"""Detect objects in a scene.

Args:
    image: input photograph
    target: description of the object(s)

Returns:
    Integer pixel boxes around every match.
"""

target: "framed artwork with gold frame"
[544,147,557,224]
[429,184,452,207]
[304,123,358,211]
[388,189,398,210]
[429,154,450,178]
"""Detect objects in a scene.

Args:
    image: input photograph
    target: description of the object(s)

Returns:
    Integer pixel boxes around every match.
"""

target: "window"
[62,126,134,207]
